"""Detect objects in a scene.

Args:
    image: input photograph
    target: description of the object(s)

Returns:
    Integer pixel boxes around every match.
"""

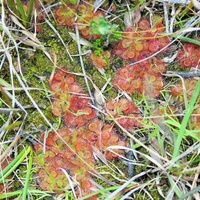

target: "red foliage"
[53,4,76,27]
[54,3,105,39]
[64,95,96,127]
[112,58,165,98]
[177,43,200,68]
[49,67,96,126]
[77,4,104,39]
[36,67,128,196]
[35,127,96,194]
[113,18,170,61]
[89,50,111,69]
[106,98,142,130]
[170,78,199,102]
[92,123,128,160]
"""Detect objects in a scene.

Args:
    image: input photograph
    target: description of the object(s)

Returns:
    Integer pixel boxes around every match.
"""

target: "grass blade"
[0,146,32,183]
[26,0,34,26]
[179,185,200,200]
[16,0,27,27]
[22,148,33,200]
[172,79,200,159]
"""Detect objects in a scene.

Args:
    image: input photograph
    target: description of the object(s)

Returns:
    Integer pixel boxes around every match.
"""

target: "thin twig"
[166,70,200,77]
[0,135,21,162]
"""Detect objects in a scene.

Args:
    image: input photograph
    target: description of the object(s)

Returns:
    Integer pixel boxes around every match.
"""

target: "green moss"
[94,159,127,188]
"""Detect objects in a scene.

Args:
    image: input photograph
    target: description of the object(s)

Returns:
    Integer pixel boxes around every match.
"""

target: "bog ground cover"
[0,0,200,199]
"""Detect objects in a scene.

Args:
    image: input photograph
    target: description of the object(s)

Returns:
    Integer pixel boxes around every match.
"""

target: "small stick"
[166,70,200,77]
[0,135,21,162]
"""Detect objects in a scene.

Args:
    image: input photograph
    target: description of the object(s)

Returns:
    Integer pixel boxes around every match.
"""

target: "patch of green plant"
[165,79,200,160]
[62,0,78,4]
[5,0,34,28]
[90,16,118,35]
[90,16,122,46]
[92,38,104,55]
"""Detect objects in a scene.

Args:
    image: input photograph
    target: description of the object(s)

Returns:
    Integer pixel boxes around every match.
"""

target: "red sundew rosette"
[170,78,199,102]
[113,40,125,55]
[63,94,96,127]
[148,57,166,74]
[54,4,76,27]
[64,106,96,127]
[49,67,67,91]
[38,167,69,194]
[80,179,98,200]
[94,124,127,160]
[73,139,94,161]
[90,51,111,69]
[51,92,70,116]
[177,43,200,68]
[76,4,105,39]
[158,35,170,52]
[138,18,151,30]
[50,76,83,117]
[54,127,71,142]
[79,119,103,143]
[147,36,170,54]
[106,98,142,130]
[104,134,127,160]
[123,26,138,37]
[68,95,90,111]
[142,72,163,98]
[81,129,98,144]
[64,111,77,127]
[45,154,66,169]
[112,65,144,94]
[94,124,114,149]
[117,114,142,130]
[113,18,170,60]
[88,119,103,133]
[148,38,160,53]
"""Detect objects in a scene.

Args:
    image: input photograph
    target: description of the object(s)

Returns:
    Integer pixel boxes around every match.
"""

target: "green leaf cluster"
[90,16,119,35]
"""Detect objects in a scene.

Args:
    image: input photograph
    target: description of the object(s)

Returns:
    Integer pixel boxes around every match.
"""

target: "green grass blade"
[176,35,200,46]
[167,173,183,197]
[0,189,52,199]
[6,0,19,16]
[179,185,200,200]
[22,148,33,200]
[26,0,34,26]
[0,190,23,199]
[16,0,27,27]
[172,79,200,159]
[0,146,31,183]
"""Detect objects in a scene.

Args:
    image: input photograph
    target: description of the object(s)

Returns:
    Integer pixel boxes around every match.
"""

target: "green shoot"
[172,79,200,159]
[22,148,33,200]
[0,146,32,183]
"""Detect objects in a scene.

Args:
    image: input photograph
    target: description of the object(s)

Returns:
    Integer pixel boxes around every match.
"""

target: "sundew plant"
[0,0,200,199]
